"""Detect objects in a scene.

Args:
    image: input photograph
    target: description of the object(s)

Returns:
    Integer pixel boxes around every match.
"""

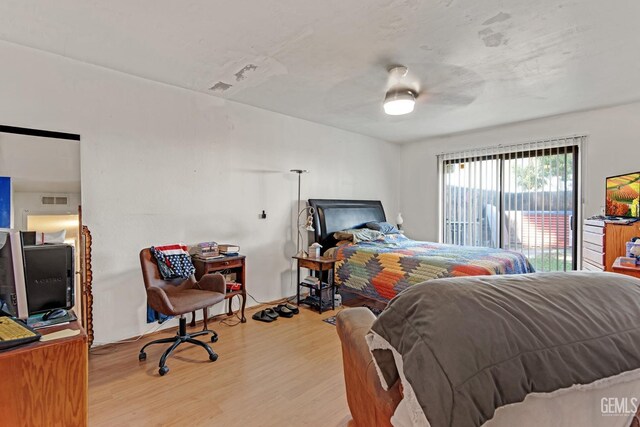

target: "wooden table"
[294,255,337,314]
[192,255,247,323]
[612,257,640,279]
[0,320,87,426]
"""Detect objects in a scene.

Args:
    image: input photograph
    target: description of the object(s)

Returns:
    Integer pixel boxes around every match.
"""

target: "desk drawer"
[207,259,242,271]
[299,258,334,271]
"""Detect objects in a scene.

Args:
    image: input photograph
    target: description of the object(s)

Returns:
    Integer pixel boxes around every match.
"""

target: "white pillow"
[35,230,67,245]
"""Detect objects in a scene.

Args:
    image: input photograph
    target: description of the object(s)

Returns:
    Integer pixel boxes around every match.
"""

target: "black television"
[606,172,640,218]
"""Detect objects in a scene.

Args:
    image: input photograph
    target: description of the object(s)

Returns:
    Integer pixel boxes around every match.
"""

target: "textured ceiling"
[0,0,639,143]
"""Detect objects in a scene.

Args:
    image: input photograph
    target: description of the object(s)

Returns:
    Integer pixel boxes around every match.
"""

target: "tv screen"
[606,172,640,217]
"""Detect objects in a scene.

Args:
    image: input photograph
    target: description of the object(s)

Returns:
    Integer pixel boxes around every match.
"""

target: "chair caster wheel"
[209,353,218,362]
[138,352,146,361]
[211,335,218,343]
[159,366,169,376]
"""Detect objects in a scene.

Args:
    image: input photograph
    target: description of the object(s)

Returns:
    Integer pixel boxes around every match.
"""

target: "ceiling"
[0,0,639,143]
[0,133,81,193]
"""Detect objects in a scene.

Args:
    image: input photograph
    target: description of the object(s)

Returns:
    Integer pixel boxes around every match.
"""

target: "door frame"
[0,124,93,345]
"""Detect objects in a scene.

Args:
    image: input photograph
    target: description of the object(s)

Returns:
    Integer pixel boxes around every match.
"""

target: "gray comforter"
[369,272,640,427]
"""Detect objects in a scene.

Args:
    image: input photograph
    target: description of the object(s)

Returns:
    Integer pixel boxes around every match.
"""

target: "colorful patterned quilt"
[334,235,535,302]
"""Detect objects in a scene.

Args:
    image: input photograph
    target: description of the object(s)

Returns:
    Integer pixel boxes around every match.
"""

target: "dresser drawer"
[583,240,603,254]
[583,247,604,267]
[583,231,605,247]
[583,259,604,272]
[584,224,604,236]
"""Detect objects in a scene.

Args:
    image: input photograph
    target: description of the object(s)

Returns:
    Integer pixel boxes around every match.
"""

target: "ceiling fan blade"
[416,91,477,106]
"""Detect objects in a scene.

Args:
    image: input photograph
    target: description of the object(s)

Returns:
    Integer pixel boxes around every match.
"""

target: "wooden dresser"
[583,219,640,274]
[0,320,88,426]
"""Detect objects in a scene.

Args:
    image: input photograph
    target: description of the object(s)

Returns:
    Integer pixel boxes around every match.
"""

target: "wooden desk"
[0,320,87,426]
[193,255,247,323]
[612,257,640,279]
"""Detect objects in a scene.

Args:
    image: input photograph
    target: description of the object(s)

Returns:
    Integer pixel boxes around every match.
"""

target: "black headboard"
[308,199,386,248]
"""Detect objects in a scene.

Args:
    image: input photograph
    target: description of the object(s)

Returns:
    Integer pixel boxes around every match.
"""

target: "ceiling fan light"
[383,90,415,115]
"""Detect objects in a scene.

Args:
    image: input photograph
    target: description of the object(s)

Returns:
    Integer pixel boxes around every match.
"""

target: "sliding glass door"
[440,138,581,271]
[443,156,501,248]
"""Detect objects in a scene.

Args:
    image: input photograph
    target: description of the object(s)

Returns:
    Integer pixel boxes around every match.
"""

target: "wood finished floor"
[88,306,351,427]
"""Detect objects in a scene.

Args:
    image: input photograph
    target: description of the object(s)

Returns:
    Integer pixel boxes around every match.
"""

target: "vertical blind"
[439,136,584,272]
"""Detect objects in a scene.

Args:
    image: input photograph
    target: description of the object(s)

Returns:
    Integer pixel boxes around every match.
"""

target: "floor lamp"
[290,169,315,257]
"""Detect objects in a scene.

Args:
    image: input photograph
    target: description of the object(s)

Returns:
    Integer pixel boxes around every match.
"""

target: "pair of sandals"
[252,303,299,322]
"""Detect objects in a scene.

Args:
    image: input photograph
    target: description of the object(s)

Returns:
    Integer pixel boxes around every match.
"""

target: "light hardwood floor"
[88,305,352,427]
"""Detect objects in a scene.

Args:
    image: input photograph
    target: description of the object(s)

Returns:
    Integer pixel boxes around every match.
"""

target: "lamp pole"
[290,169,309,254]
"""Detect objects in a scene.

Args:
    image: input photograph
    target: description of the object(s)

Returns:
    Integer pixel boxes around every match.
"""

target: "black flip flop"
[274,305,294,318]
[264,308,279,320]
[283,303,299,314]
[252,310,273,323]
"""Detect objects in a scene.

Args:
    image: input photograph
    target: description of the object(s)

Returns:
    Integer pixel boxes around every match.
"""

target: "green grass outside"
[527,249,573,272]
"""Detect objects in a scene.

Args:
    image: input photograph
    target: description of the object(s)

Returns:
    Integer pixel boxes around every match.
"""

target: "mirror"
[0,126,92,345]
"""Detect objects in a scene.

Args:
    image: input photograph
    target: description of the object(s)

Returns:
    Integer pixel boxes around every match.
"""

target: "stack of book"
[191,241,223,261]
[301,276,326,288]
[219,244,240,256]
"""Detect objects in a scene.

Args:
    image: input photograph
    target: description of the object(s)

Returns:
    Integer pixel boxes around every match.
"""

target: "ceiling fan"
[383,65,418,116]
[323,63,483,118]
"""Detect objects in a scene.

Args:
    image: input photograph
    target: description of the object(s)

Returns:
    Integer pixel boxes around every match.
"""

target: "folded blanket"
[150,244,195,280]
[367,272,640,427]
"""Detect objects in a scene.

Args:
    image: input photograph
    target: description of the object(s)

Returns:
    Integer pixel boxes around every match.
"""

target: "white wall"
[399,102,640,241]
[0,40,400,344]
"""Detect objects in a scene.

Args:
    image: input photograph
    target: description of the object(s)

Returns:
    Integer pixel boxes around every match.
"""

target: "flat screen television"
[606,172,640,218]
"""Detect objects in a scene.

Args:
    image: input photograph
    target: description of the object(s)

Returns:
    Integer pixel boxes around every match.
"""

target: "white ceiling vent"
[41,195,69,206]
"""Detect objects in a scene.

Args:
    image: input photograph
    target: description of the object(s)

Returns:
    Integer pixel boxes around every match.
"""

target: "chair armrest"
[336,308,402,427]
[146,287,176,315]
[196,273,226,294]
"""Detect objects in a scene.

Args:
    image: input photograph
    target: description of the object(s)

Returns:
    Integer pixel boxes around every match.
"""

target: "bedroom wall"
[399,101,640,242]
[0,40,401,344]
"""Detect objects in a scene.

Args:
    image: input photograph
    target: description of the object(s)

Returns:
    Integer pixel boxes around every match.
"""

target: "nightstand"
[293,255,336,314]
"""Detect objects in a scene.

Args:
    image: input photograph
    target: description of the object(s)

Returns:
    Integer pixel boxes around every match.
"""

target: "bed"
[308,199,534,305]
[337,272,640,427]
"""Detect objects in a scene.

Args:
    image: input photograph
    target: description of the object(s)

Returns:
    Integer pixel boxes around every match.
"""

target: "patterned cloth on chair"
[150,244,195,280]
[146,244,195,323]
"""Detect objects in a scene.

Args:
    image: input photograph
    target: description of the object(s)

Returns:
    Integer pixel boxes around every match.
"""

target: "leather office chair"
[139,248,226,376]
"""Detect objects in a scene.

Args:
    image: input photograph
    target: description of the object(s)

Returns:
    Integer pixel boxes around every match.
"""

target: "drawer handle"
[223,261,229,266]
